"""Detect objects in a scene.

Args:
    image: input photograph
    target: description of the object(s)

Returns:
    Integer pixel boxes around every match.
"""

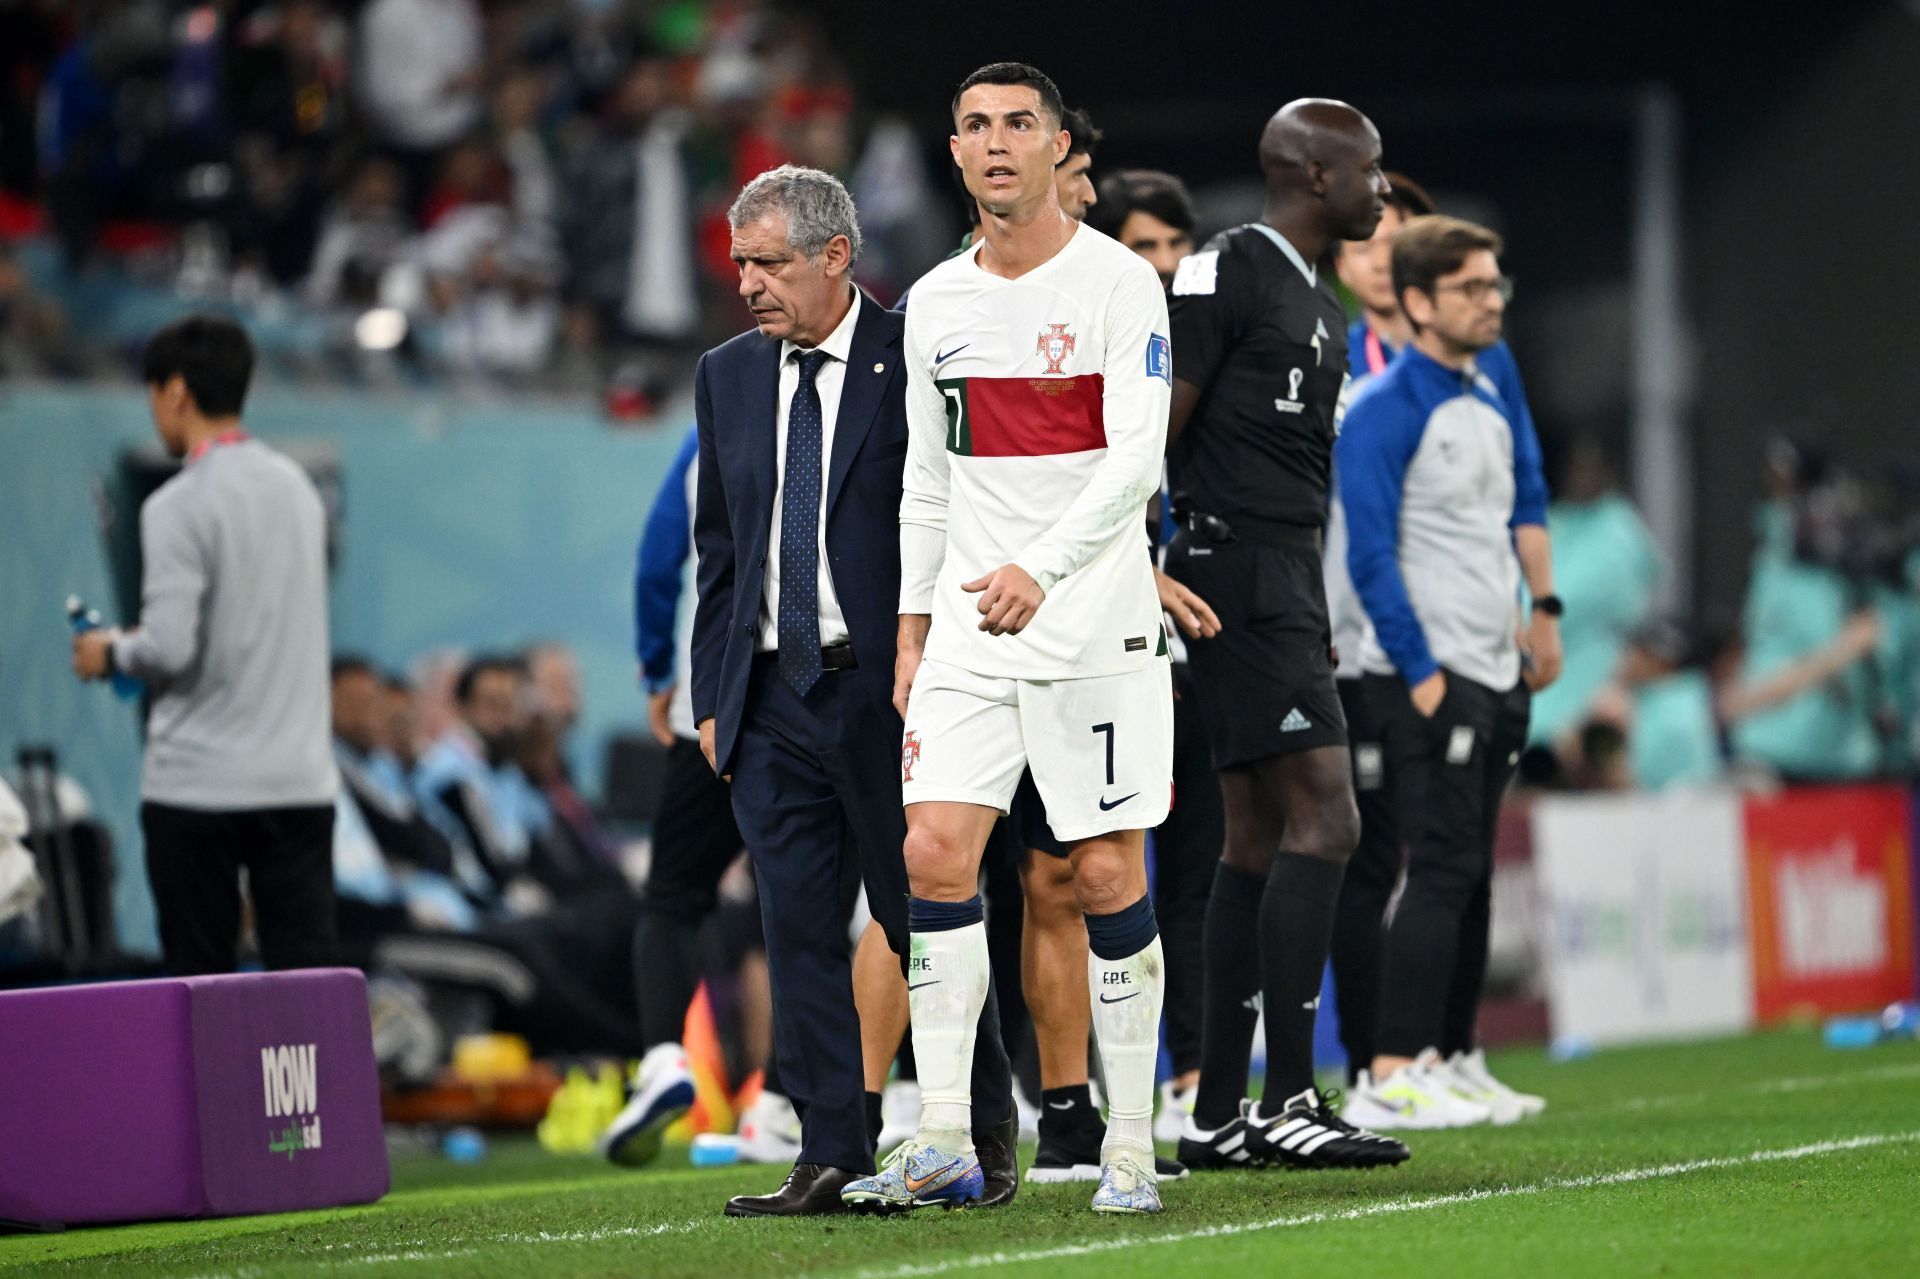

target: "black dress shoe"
[723,1163,860,1217]
[974,1112,1019,1208]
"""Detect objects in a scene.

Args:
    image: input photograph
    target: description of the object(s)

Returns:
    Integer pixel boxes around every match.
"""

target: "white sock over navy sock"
[1086,894,1163,1165]
[907,895,989,1157]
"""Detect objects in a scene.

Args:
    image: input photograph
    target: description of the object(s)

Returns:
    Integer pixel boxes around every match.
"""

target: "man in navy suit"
[690,165,1014,1217]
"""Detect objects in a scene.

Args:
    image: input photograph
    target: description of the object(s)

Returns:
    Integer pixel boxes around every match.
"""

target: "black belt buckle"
[820,644,857,671]
[1187,512,1236,546]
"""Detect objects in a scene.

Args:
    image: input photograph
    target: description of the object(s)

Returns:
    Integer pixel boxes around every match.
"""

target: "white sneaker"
[1153,1080,1195,1147]
[737,1090,804,1164]
[1422,1052,1521,1125]
[1347,1050,1492,1129]
[600,1042,695,1166]
[876,1079,921,1151]
[1014,1082,1041,1143]
[1450,1048,1545,1119]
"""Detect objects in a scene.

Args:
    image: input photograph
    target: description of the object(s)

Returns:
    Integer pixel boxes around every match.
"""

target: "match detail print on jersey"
[937,374,1108,457]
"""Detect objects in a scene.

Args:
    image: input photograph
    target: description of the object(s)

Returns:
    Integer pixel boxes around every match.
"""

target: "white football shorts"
[900,656,1173,841]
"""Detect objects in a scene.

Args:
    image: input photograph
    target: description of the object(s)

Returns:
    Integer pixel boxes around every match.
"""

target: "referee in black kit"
[1163,100,1406,1170]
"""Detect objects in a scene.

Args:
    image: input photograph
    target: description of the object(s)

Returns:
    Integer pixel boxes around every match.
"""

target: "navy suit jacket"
[690,291,909,777]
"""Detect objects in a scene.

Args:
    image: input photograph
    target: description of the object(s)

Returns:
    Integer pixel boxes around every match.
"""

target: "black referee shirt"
[1167,223,1349,530]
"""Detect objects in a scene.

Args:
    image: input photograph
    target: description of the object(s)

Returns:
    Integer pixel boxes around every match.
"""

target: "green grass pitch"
[5,1030,1918,1278]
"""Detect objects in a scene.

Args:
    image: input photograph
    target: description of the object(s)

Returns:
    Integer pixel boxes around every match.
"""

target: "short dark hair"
[1392,215,1504,328]
[331,654,376,683]
[382,671,412,695]
[1059,106,1101,163]
[1087,169,1196,239]
[951,62,1064,128]
[455,654,525,704]
[1383,171,1436,219]
[141,315,255,417]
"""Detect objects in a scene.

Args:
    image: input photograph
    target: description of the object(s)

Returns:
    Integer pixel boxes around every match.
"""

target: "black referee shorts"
[1165,526,1347,768]
[998,769,1070,862]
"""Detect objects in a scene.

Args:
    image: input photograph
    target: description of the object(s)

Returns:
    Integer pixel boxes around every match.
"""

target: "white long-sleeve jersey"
[899,223,1171,680]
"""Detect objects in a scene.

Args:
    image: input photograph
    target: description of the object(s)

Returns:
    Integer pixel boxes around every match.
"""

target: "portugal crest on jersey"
[902,730,922,783]
[1035,323,1076,375]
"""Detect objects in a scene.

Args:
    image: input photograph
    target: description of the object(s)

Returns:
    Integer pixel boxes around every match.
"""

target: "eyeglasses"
[1435,275,1515,304]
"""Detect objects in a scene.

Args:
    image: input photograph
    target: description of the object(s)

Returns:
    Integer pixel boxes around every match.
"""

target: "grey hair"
[727,164,862,265]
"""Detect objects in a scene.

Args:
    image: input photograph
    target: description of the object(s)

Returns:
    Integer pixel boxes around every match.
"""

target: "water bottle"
[441,1126,487,1163]
[690,1133,742,1167]
[1823,1002,1920,1049]
[66,596,143,701]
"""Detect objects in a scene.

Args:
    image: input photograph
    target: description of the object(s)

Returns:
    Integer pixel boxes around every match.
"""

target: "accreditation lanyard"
[187,428,250,463]
[1363,326,1393,377]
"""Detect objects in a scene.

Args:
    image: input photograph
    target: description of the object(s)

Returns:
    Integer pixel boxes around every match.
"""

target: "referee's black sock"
[1259,852,1346,1106]
[866,1089,884,1155]
[1192,863,1266,1129]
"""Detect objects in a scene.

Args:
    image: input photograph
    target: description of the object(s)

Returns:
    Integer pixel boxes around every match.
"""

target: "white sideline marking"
[839,1131,1920,1279]
[172,1121,1912,1267]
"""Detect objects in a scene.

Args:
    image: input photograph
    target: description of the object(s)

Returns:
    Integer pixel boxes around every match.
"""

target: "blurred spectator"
[330,656,473,929]
[1728,443,1889,780]
[438,234,563,375]
[421,136,509,232]
[494,68,558,242]
[1087,169,1197,291]
[354,0,485,200]
[408,647,468,747]
[526,641,583,739]
[1527,434,1663,751]
[381,672,422,774]
[558,56,699,355]
[305,157,412,308]
[414,654,548,911]
[1587,608,1886,790]
[1597,620,1723,791]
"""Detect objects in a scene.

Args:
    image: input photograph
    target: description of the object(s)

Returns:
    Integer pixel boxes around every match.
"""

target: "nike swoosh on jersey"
[934,344,970,365]
[908,981,941,992]
[1099,991,1141,1004]
[1098,792,1140,811]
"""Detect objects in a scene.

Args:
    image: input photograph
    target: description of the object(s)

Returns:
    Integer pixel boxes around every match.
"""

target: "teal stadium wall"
[2,385,688,954]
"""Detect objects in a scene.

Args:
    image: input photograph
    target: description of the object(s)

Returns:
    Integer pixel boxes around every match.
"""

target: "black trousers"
[1156,662,1223,1077]
[1329,676,1402,1075]
[142,801,338,976]
[729,655,1011,1173]
[1367,671,1530,1059]
[635,736,750,1050]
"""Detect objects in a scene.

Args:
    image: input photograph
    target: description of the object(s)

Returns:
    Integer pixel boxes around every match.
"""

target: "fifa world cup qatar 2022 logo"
[1036,323,1076,375]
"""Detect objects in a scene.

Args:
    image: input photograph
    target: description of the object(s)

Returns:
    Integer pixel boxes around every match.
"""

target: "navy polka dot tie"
[778,349,831,695]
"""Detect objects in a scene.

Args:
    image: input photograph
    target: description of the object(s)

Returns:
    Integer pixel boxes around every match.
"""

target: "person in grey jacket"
[71,315,338,975]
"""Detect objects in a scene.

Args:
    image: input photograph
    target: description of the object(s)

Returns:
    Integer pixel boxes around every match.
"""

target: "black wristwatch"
[1531,594,1564,618]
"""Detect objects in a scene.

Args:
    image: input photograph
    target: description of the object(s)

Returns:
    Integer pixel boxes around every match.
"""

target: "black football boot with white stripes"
[1244,1086,1410,1169]
[1176,1098,1271,1170]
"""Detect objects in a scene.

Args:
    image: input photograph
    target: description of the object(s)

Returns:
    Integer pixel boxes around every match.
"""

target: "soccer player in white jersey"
[840,62,1174,1217]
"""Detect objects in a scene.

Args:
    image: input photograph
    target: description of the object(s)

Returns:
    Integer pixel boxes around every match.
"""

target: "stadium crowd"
[0,0,950,400]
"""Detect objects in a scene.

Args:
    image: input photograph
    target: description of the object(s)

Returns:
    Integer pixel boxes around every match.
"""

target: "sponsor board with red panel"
[1744,784,1918,1022]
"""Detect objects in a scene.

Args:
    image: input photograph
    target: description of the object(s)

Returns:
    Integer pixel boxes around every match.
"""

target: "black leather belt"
[756,643,857,671]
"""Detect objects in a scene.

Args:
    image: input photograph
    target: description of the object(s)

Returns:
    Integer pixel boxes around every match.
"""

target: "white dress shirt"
[759,287,860,652]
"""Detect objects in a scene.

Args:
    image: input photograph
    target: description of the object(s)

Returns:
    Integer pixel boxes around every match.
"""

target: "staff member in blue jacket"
[1335,215,1562,1130]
